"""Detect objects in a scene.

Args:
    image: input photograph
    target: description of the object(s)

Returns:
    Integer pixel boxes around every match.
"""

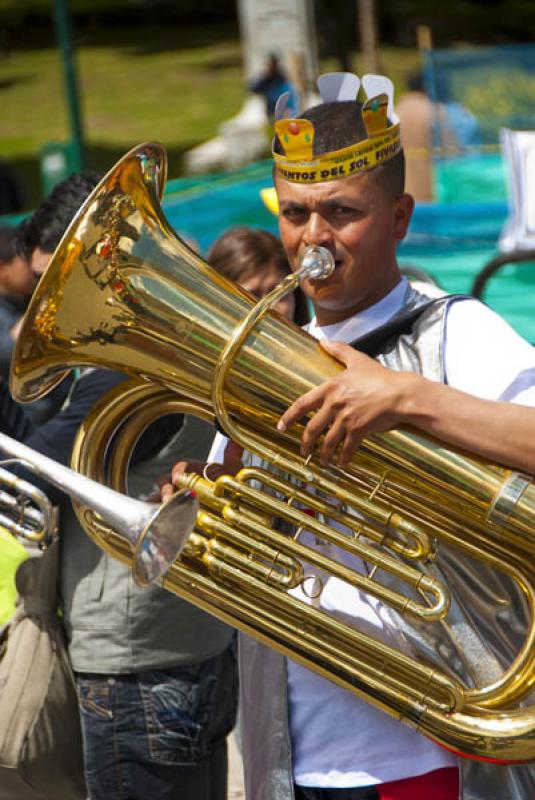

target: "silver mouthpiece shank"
[298,246,335,281]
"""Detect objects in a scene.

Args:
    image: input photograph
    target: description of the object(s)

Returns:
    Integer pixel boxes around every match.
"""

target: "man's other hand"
[157,460,218,503]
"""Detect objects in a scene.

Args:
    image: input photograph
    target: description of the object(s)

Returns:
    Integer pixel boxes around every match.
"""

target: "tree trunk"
[357,0,379,74]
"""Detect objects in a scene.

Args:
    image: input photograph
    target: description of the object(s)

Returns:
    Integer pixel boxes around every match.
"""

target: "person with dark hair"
[3,172,237,800]
[0,223,69,422]
[208,225,309,326]
[163,73,535,800]
[3,172,121,447]
[271,76,535,800]
[0,225,36,378]
[0,226,34,298]
[16,171,101,269]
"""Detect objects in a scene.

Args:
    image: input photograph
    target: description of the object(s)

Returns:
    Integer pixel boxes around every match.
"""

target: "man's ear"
[393,193,414,242]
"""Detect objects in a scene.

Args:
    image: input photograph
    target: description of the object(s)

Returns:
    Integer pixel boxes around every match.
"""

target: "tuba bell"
[10,142,535,763]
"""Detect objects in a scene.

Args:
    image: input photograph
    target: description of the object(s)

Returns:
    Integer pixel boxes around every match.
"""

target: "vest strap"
[349,294,470,358]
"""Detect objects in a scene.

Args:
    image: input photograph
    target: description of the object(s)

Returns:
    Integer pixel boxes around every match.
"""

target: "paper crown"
[273,72,401,184]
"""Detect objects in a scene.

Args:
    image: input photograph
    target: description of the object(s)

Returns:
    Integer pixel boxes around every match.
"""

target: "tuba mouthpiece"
[298,245,335,281]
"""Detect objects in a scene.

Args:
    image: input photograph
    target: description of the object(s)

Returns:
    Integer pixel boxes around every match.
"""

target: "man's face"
[276,171,414,325]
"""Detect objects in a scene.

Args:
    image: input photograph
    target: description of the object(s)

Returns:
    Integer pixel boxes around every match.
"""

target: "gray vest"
[238,287,535,800]
[61,415,234,673]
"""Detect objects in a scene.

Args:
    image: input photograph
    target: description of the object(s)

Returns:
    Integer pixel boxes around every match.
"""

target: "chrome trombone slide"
[0,432,198,585]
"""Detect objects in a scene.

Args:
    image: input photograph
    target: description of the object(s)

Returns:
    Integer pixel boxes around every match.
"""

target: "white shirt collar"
[305,277,409,343]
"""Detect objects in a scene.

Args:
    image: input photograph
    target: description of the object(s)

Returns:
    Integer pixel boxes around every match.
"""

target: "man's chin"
[307,265,342,290]
[309,284,350,313]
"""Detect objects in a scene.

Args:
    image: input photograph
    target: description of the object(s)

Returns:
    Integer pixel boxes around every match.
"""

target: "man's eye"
[282,207,307,220]
[332,206,356,216]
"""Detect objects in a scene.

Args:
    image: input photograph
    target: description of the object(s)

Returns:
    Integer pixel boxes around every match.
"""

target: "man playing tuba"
[168,72,535,800]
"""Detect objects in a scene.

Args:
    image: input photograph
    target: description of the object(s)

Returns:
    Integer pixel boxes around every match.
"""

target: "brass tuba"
[10,142,535,762]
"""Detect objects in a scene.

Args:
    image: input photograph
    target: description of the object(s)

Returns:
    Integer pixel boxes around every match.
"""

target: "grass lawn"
[0,22,421,208]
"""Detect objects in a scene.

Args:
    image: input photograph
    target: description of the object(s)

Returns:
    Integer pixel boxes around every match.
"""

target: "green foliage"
[0,24,245,206]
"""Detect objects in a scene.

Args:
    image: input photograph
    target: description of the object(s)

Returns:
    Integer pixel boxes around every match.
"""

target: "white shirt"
[208,279,535,786]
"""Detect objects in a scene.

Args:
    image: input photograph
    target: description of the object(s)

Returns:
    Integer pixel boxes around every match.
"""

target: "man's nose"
[303,213,333,248]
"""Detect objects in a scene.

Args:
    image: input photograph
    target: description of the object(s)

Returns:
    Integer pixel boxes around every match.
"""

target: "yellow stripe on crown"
[273,125,401,184]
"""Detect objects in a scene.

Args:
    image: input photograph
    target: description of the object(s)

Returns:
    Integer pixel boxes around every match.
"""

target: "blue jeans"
[76,646,237,800]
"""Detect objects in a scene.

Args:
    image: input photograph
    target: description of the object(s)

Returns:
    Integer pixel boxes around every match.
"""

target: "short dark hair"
[208,226,309,325]
[17,171,101,259]
[274,100,405,199]
[0,225,19,264]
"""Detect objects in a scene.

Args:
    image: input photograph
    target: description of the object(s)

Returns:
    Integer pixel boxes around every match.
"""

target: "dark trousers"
[76,647,237,800]
[294,767,460,800]
[295,787,379,800]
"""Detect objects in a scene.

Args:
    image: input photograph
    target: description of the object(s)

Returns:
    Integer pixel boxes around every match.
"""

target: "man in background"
[6,172,237,800]
[0,225,36,379]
